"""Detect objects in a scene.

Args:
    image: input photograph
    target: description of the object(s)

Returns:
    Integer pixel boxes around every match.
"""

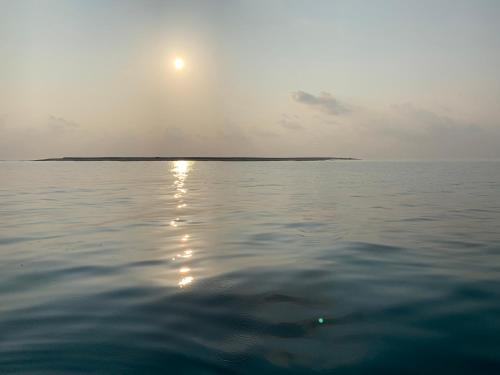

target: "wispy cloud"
[291,91,349,115]
[364,103,500,158]
[278,113,303,130]
[390,103,487,138]
[47,115,80,132]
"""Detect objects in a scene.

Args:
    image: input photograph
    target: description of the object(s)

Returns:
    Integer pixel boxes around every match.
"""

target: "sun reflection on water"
[178,276,194,287]
[170,160,196,288]
[172,160,191,177]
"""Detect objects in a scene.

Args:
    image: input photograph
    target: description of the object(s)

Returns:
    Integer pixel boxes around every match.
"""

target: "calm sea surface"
[1,160,500,374]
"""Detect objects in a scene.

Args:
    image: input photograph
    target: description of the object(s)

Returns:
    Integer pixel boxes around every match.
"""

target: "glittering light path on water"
[171,161,195,288]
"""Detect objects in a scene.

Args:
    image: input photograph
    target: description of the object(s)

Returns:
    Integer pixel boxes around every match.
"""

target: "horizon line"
[34,156,359,162]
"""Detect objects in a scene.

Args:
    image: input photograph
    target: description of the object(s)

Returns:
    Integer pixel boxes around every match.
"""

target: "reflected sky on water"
[1,161,500,374]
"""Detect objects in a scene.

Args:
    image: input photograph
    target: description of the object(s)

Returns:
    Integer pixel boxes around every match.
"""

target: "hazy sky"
[1,0,500,159]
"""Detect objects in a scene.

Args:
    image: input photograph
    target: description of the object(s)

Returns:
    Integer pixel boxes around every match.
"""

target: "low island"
[36,156,358,162]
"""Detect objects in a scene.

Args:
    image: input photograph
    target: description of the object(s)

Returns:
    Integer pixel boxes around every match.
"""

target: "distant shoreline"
[35,156,359,162]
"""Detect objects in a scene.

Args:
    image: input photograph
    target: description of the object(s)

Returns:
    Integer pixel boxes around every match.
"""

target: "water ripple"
[1,161,500,373]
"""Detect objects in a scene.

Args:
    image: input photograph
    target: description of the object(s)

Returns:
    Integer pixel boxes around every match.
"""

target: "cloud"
[291,91,349,115]
[367,103,500,158]
[278,113,303,130]
[391,103,486,137]
[47,115,80,132]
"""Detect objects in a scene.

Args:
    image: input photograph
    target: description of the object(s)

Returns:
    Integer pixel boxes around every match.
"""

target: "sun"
[174,57,185,70]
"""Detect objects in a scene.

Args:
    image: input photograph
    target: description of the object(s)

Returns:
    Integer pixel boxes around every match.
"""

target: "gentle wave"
[1,161,500,374]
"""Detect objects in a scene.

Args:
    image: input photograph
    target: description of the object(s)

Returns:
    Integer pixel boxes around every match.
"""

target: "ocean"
[1,160,500,374]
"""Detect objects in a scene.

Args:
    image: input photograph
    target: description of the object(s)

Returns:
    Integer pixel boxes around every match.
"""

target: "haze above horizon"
[1,0,500,160]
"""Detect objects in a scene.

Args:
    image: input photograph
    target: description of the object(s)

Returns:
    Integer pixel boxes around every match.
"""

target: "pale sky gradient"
[1,0,500,159]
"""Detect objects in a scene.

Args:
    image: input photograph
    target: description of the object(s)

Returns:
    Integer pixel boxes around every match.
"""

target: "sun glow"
[174,57,185,70]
